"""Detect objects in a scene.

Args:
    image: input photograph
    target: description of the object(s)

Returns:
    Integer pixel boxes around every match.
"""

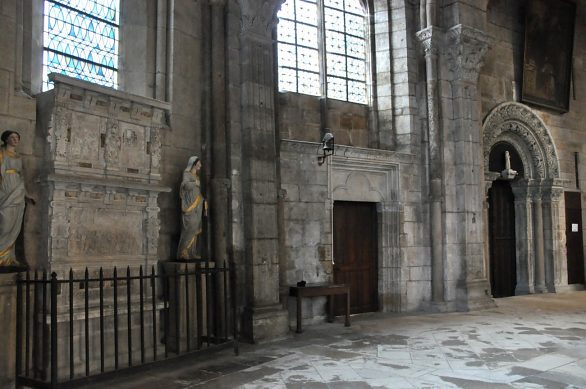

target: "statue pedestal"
[0,272,19,388]
[162,261,215,352]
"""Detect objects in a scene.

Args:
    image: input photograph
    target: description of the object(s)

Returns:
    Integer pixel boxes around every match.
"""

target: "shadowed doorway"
[565,192,585,285]
[488,180,517,297]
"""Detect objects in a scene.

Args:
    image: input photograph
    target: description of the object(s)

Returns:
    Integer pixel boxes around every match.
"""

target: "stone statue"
[501,150,518,180]
[0,130,30,269]
[177,156,207,260]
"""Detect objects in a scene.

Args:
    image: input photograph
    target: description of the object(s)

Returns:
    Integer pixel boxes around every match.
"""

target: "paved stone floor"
[87,291,586,388]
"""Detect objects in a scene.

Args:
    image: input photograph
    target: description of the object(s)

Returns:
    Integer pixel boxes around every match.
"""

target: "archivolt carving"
[493,132,534,178]
[483,102,559,179]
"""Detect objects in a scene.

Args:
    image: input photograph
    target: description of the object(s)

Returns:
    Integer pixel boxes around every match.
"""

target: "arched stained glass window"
[42,0,120,91]
[277,0,368,104]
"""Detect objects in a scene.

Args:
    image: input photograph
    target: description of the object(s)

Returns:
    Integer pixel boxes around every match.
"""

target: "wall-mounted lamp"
[317,132,334,165]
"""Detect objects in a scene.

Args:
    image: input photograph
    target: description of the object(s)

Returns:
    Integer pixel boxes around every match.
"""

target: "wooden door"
[488,180,517,298]
[333,201,378,314]
[565,192,585,284]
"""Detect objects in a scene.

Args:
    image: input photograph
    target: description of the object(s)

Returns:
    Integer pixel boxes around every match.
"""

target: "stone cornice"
[45,174,172,193]
[49,73,171,112]
[239,0,284,38]
[445,24,492,83]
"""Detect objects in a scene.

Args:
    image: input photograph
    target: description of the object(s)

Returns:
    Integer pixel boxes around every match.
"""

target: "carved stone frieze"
[445,25,491,83]
[483,102,560,180]
[239,0,284,37]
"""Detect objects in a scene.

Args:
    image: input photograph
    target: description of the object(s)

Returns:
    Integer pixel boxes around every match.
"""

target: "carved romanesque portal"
[483,102,568,296]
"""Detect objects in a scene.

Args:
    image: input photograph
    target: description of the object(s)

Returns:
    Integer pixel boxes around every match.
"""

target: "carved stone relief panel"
[105,119,121,168]
[38,74,171,269]
[69,112,103,165]
[119,122,148,174]
[68,208,143,257]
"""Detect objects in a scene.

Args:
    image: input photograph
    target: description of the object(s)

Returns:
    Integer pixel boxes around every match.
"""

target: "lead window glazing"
[277,0,368,104]
[42,0,120,91]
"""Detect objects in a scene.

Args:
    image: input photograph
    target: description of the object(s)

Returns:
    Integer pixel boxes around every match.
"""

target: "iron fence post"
[50,272,58,389]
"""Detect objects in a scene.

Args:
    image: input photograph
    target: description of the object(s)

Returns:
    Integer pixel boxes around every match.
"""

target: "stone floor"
[86,291,586,388]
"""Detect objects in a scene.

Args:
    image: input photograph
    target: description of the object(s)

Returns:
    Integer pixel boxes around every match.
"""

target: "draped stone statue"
[177,156,207,260]
[0,130,28,269]
[501,150,518,180]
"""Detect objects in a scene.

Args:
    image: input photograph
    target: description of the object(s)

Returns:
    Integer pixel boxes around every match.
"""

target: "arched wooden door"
[488,180,517,297]
[333,201,378,314]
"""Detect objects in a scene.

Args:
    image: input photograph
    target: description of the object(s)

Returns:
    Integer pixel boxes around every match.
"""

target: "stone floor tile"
[72,291,586,389]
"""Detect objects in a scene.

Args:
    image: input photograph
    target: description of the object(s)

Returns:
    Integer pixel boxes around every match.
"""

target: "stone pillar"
[543,185,568,292]
[0,273,18,387]
[210,0,231,267]
[416,26,445,307]
[511,181,534,295]
[237,0,288,342]
[444,24,493,310]
[531,188,547,293]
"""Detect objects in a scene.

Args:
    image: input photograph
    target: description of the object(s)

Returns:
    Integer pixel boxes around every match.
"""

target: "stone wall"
[279,139,427,320]
[277,93,369,147]
[481,0,586,288]
[482,0,586,191]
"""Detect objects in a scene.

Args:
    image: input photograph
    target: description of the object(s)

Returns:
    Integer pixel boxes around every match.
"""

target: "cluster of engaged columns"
[503,180,567,295]
[417,0,495,310]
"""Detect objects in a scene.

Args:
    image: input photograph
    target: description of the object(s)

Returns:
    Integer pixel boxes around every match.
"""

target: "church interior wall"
[482,0,586,190]
[278,93,370,147]
[2,0,586,380]
[482,0,586,282]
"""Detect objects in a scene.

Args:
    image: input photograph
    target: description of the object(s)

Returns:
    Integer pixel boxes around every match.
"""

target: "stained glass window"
[277,0,368,104]
[42,0,120,91]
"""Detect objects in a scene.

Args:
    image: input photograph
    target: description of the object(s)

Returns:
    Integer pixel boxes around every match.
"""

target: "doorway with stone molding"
[483,102,568,296]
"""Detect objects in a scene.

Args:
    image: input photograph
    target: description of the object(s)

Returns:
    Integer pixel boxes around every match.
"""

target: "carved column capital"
[238,0,284,38]
[445,24,492,83]
[416,26,443,56]
[543,186,565,203]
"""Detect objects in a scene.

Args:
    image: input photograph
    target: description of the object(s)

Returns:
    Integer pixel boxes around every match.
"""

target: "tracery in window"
[42,0,120,91]
[277,0,368,104]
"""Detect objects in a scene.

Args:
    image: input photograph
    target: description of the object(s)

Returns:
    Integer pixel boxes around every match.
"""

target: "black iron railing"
[15,261,238,388]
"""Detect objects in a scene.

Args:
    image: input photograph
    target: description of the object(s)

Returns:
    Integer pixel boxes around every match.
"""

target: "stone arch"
[483,102,560,180]
[332,171,385,203]
[482,102,567,297]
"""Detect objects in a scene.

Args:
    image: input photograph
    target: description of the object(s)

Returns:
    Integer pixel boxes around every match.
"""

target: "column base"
[534,283,548,293]
[515,284,533,295]
[552,283,584,293]
[425,300,450,313]
[457,278,495,311]
[242,304,289,344]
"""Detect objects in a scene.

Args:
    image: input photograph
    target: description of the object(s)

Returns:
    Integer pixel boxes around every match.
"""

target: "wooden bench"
[289,283,350,333]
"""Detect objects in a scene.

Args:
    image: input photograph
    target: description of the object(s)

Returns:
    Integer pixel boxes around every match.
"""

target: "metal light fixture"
[317,132,334,165]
